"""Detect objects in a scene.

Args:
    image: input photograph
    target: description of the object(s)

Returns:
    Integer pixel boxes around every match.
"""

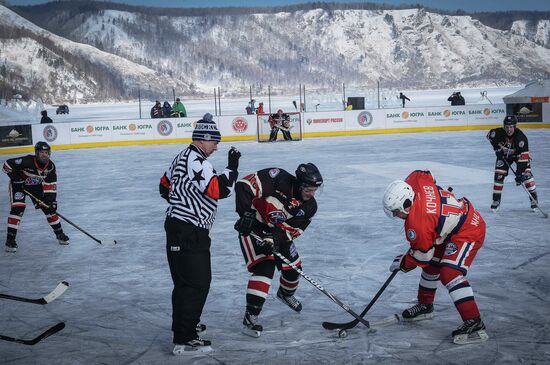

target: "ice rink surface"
[1,129,549,364]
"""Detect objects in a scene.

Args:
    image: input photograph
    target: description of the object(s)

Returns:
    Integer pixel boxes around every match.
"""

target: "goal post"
[257,112,303,142]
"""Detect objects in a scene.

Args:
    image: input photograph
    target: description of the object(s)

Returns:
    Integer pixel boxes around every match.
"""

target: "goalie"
[268,109,293,142]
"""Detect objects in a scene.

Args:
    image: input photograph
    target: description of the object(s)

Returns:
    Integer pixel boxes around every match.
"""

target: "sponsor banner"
[0,124,33,148]
[385,108,427,128]
[111,120,158,140]
[466,104,506,125]
[69,121,112,143]
[425,106,468,126]
[155,119,177,138]
[32,123,71,146]
[303,111,345,133]
[173,117,195,138]
[345,109,386,131]
[507,103,543,123]
[217,115,257,137]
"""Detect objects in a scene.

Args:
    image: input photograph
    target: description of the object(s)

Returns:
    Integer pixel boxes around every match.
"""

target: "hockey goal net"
[257,112,302,142]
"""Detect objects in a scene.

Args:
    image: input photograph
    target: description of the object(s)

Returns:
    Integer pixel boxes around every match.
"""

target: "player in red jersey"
[383,170,488,344]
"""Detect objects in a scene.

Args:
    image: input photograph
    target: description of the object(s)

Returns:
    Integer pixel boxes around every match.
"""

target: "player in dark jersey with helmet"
[2,141,69,252]
[234,163,322,337]
[486,115,538,211]
[268,109,293,141]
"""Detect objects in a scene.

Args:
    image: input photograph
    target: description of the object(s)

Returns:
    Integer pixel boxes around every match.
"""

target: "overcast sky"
[5,0,550,12]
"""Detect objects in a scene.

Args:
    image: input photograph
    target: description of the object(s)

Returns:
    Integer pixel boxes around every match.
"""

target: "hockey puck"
[338,329,347,338]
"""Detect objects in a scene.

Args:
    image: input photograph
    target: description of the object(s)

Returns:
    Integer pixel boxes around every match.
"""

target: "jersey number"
[439,189,462,216]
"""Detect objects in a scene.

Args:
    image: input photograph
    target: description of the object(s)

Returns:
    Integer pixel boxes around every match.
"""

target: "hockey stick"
[0,281,69,305]
[0,322,65,345]
[322,270,398,331]
[249,233,369,328]
[23,190,118,244]
[500,159,548,218]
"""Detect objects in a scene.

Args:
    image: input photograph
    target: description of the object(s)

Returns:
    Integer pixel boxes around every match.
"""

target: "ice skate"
[402,303,434,321]
[452,317,489,345]
[5,238,17,253]
[490,200,500,212]
[242,311,263,338]
[530,198,538,212]
[56,232,70,245]
[172,337,212,355]
[277,288,302,312]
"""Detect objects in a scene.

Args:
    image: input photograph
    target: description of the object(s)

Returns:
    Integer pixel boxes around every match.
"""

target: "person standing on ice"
[159,113,241,355]
[486,115,538,212]
[382,170,488,345]
[2,141,70,252]
[234,163,322,337]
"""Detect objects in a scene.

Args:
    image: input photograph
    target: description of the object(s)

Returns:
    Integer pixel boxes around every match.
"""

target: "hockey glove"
[271,227,288,254]
[234,210,256,235]
[389,254,414,273]
[256,235,275,255]
[159,174,171,202]
[227,146,241,171]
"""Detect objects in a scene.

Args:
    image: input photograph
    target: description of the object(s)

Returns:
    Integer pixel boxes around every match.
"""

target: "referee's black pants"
[165,216,211,344]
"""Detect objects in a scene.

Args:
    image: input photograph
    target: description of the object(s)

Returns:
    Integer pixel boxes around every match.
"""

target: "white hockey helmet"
[383,180,415,218]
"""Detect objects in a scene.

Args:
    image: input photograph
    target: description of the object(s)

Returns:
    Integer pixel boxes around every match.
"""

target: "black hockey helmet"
[503,115,518,126]
[295,163,323,188]
[34,141,51,154]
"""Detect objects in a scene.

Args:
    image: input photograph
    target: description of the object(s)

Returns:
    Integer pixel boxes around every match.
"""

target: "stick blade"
[29,322,66,345]
[42,281,69,304]
[99,239,117,245]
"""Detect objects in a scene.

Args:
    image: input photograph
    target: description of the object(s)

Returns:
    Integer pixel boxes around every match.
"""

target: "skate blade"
[491,207,499,213]
[58,239,70,245]
[5,247,16,253]
[172,345,212,355]
[242,326,262,338]
[370,314,401,328]
[453,329,489,345]
[402,312,433,322]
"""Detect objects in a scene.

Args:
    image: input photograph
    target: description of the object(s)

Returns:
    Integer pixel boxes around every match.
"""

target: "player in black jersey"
[2,141,69,252]
[486,115,538,211]
[234,163,322,337]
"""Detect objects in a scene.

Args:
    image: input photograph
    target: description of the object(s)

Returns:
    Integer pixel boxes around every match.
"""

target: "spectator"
[40,110,53,124]
[346,102,353,111]
[256,102,264,114]
[162,101,173,118]
[151,101,162,118]
[399,92,411,108]
[448,92,465,106]
[247,99,256,114]
[172,98,187,117]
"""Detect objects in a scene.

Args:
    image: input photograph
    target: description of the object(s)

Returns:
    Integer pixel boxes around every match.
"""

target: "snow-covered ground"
[0,85,522,125]
[1,129,549,363]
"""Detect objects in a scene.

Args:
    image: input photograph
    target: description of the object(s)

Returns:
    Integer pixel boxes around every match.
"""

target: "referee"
[159,113,241,355]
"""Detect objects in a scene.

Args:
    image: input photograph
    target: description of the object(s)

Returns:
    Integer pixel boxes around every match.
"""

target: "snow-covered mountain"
[3,2,550,102]
[0,5,191,102]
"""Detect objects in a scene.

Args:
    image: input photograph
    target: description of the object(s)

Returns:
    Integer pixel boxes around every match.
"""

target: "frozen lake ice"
[1,129,549,364]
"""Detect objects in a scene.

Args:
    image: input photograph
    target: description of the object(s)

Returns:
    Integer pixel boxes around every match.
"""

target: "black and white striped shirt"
[164,144,237,229]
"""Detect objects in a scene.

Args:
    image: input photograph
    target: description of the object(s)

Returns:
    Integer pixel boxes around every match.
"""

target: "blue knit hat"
[192,113,221,142]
